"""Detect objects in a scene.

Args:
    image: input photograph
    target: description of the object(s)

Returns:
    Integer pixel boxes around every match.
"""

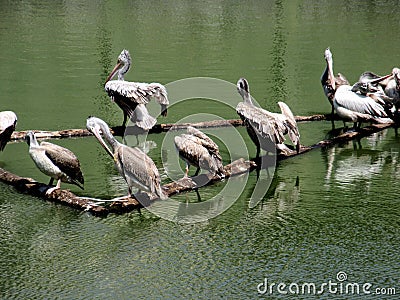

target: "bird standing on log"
[104,49,169,130]
[320,47,350,126]
[174,126,224,178]
[86,116,167,200]
[236,78,301,158]
[25,131,84,193]
[0,111,17,151]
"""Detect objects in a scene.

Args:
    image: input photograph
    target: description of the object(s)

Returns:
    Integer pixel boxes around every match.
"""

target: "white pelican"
[86,116,167,199]
[321,47,350,104]
[104,49,169,129]
[333,83,393,128]
[0,111,17,151]
[174,126,224,178]
[25,131,84,192]
[236,78,301,158]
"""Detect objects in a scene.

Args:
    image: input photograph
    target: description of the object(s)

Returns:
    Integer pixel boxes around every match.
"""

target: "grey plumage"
[236,78,301,157]
[104,49,169,129]
[174,126,224,178]
[25,131,84,190]
[86,116,166,199]
[0,111,17,151]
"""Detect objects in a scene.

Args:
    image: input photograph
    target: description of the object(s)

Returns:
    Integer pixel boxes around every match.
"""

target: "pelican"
[86,116,167,200]
[25,131,84,192]
[333,83,393,128]
[385,67,400,101]
[236,78,301,158]
[0,111,17,151]
[174,126,224,178]
[104,49,169,129]
[321,47,350,103]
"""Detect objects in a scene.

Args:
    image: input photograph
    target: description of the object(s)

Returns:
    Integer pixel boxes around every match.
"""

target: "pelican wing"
[277,102,301,148]
[0,111,17,151]
[335,85,388,117]
[41,142,84,186]
[186,126,221,160]
[118,146,161,195]
[174,135,222,174]
[105,80,168,105]
[236,102,285,144]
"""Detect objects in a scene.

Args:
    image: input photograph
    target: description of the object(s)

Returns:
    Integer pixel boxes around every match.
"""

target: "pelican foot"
[45,187,59,195]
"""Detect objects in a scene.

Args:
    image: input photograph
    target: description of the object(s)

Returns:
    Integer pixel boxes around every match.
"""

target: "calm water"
[1,1,399,299]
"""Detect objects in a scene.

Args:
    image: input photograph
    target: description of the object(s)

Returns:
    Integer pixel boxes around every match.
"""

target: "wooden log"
[3,119,395,216]
[10,114,333,141]
[0,158,257,217]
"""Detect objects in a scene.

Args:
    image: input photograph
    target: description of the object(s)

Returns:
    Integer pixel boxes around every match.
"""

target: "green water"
[1,1,399,299]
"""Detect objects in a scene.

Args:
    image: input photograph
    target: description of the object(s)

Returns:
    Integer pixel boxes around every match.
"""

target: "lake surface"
[0,1,399,299]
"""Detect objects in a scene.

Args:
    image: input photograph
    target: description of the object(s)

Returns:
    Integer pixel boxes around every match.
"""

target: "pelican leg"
[331,105,335,129]
[122,112,128,127]
[46,179,61,195]
[194,167,201,176]
[48,178,54,186]
[184,164,190,178]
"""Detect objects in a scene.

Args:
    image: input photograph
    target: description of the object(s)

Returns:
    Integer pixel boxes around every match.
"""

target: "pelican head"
[351,82,379,94]
[324,47,336,90]
[237,77,251,101]
[393,67,400,87]
[86,116,114,158]
[25,131,38,147]
[105,49,132,83]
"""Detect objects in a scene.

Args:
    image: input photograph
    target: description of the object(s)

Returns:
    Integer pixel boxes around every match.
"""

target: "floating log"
[0,158,256,217]
[10,114,333,141]
[1,120,395,216]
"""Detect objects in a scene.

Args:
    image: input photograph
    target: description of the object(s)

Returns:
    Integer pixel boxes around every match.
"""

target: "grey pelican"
[174,126,224,178]
[0,111,17,151]
[25,131,84,192]
[236,78,301,158]
[333,83,393,128]
[86,116,167,199]
[104,49,169,129]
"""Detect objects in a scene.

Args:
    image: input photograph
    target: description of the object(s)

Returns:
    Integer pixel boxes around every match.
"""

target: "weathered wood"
[11,114,332,141]
[0,158,256,217]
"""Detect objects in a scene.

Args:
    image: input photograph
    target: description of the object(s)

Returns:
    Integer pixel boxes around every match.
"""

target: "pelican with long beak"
[86,116,167,200]
[104,49,169,129]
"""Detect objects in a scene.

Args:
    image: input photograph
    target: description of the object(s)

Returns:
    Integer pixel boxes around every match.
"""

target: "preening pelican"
[86,116,166,199]
[25,131,84,192]
[0,111,17,151]
[104,49,169,129]
[321,47,350,103]
[236,78,301,158]
[174,126,224,178]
